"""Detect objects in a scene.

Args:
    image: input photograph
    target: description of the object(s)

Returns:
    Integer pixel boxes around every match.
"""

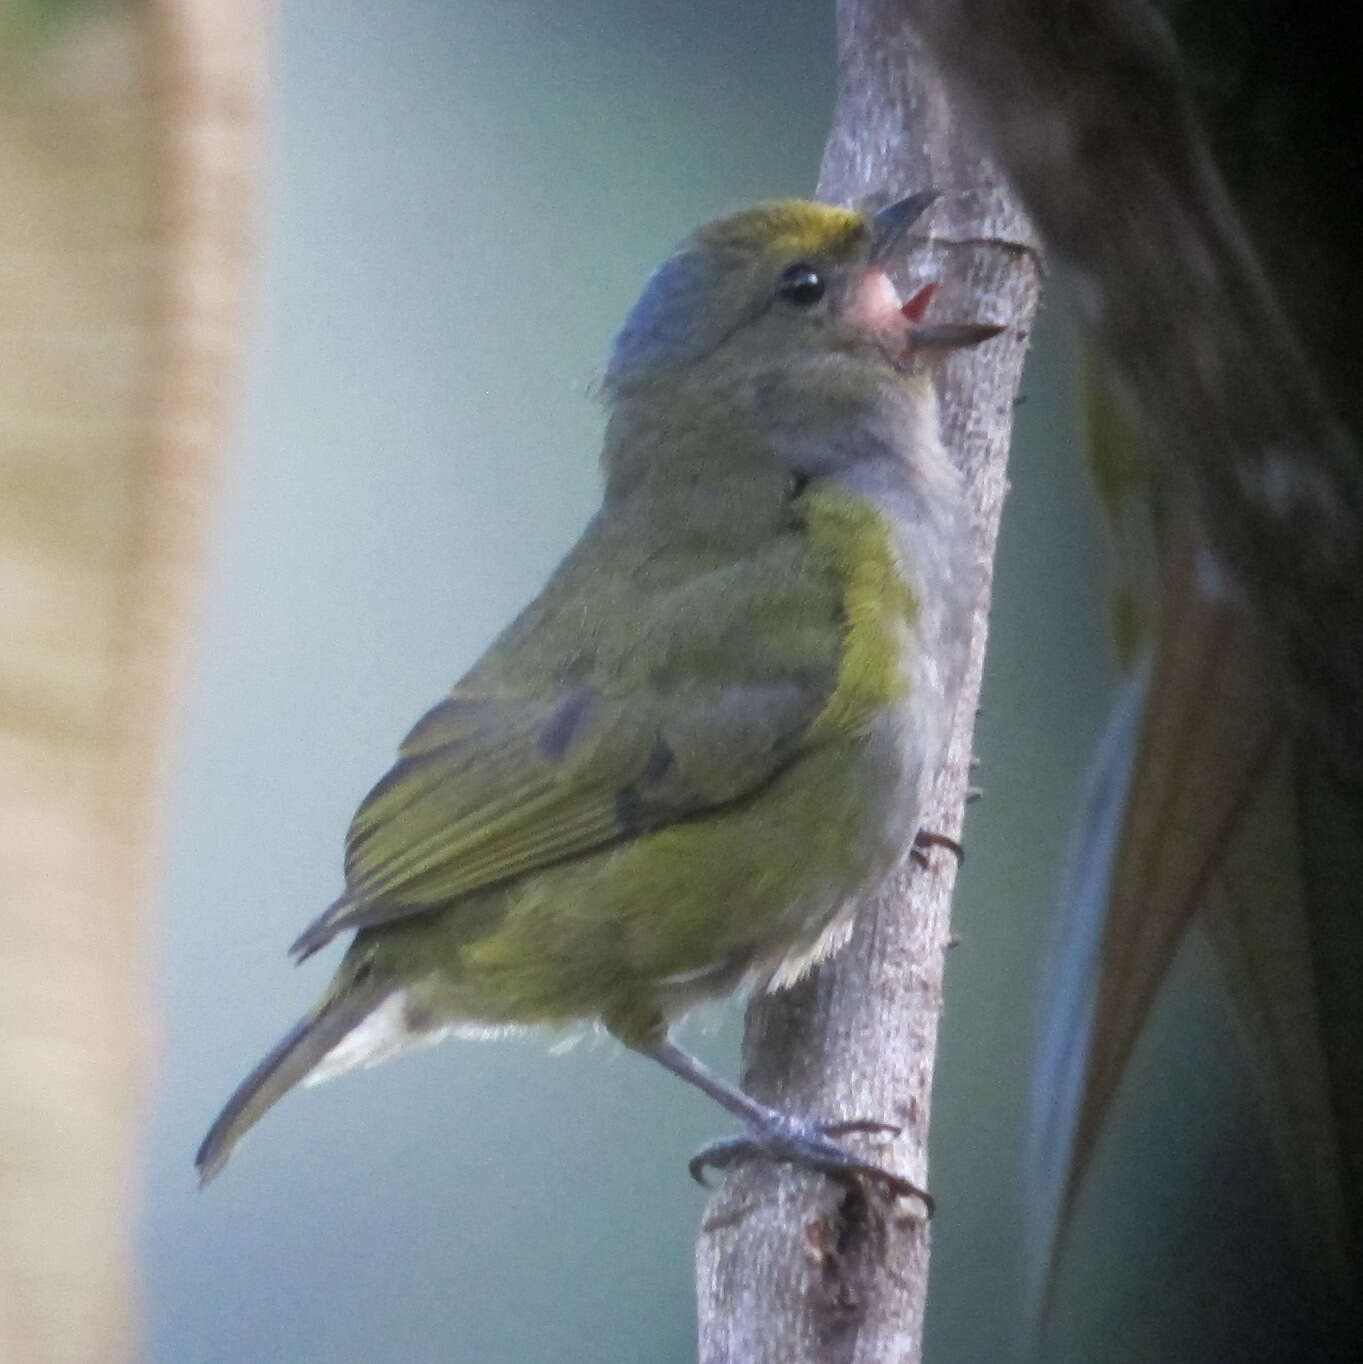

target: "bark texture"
[0,3,262,1358]
[694,4,1040,1360]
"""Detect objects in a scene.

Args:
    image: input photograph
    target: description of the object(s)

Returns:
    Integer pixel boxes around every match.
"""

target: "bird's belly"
[746,703,927,994]
[436,701,930,1037]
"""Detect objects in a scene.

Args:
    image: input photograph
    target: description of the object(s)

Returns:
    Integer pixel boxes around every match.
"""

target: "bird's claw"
[911,828,964,870]
[688,1116,933,1215]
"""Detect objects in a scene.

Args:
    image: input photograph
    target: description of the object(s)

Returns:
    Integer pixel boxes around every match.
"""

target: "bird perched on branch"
[195,194,1001,1196]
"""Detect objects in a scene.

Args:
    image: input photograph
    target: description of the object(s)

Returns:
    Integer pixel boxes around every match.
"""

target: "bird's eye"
[776,263,825,308]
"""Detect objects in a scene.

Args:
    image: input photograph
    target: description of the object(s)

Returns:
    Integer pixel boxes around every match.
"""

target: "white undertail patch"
[304,990,452,1087]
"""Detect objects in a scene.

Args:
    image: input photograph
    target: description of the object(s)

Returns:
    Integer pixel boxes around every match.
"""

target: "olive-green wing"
[289,674,827,959]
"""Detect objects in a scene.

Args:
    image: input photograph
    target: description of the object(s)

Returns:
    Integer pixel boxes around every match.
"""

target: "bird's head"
[602,192,996,399]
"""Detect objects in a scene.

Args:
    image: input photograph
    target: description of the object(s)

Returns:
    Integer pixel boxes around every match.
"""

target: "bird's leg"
[911,828,965,869]
[632,1032,933,1213]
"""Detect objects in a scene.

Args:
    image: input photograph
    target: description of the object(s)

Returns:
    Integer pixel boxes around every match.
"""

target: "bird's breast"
[800,482,923,742]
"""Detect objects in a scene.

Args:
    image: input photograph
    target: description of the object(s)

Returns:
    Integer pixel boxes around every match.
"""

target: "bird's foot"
[911,828,964,870]
[689,1114,933,1214]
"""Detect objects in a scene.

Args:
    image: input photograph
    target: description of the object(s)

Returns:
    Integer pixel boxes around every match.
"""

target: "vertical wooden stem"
[695,4,1039,1359]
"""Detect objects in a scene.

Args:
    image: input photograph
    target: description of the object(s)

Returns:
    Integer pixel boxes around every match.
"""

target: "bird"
[194,192,1001,1199]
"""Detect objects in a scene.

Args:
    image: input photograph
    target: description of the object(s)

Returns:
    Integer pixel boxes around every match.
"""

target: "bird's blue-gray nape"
[605,250,721,391]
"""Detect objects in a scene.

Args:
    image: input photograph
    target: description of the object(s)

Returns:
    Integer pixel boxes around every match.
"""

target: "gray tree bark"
[694,3,1040,1360]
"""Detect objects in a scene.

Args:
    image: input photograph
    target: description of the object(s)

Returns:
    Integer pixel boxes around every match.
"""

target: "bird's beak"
[898,281,1005,351]
[908,321,1006,349]
[867,190,938,265]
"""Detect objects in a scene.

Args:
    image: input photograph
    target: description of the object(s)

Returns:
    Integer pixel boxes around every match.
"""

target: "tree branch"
[694,3,1040,1359]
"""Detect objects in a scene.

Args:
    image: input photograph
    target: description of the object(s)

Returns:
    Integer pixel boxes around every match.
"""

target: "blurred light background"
[109,1,1321,1361]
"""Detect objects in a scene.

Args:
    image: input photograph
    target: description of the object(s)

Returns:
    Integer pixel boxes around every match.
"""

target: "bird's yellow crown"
[691,200,866,261]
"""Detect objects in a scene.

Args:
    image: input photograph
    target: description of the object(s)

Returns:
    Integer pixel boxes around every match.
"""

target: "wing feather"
[290,677,828,959]
[288,528,850,960]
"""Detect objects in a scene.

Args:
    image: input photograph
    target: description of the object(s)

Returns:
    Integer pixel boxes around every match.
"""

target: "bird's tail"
[195,979,391,1186]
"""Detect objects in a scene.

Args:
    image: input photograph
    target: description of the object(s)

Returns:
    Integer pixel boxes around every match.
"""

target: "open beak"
[899,281,1005,350]
[865,199,1007,354]
[908,320,1006,349]
[866,190,938,265]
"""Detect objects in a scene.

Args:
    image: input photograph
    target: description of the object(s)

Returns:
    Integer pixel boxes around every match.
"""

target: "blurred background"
[1,1,1330,1361]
